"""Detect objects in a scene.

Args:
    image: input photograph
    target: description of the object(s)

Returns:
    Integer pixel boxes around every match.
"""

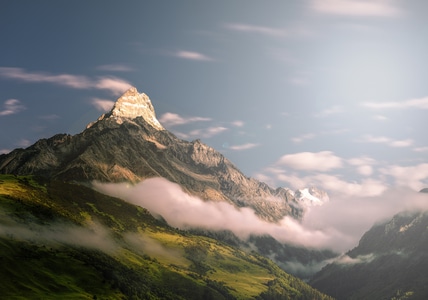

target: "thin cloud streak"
[0,99,26,116]
[363,97,428,109]
[174,51,214,61]
[229,143,260,151]
[359,135,413,148]
[159,112,211,127]
[188,126,228,139]
[414,147,428,153]
[291,133,315,144]
[0,67,132,96]
[314,105,344,117]
[225,23,290,37]
[96,64,134,72]
[311,0,402,17]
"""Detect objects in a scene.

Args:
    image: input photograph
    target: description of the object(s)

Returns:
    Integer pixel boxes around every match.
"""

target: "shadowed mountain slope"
[310,190,428,299]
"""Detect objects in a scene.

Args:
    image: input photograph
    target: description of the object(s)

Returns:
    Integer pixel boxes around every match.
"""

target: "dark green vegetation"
[310,210,428,300]
[0,175,332,299]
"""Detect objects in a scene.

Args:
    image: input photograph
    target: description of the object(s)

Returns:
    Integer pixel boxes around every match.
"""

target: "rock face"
[87,87,164,130]
[0,87,302,222]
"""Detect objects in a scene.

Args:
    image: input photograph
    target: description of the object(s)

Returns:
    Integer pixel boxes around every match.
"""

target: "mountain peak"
[107,87,164,130]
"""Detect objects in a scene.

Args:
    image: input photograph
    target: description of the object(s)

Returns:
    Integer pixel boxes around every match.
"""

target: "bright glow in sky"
[1,0,427,198]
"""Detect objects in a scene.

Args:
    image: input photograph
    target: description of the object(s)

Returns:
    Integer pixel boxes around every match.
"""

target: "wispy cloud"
[0,149,11,154]
[93,77,133,95]
[225,23,290,38]
[96,64,134,72]
[380,163,428,191]
[159,112,211,127]
[348,156,377,176]
[0,67,132,96]
[314,105,344,117]
[291,133,315,144]
[413,146,428,153]
[91,98,115,111]
[174,50,214,61]
[231,120,244,127]
[363,97,428,109]
[310,0,402,17]
[359,135,413,148]
[188,126,228,139]
[0,99,26,116]
[229,143,260,151]
[278,151,343,172]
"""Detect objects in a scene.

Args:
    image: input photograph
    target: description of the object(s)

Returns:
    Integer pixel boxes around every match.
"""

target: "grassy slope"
[0,175,332,299]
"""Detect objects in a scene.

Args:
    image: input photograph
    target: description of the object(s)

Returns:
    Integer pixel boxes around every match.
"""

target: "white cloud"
[380,163,428,191]
[224,23,290,38]
[94,177,428,253]
[363,96,428,109]
[94,77,133,95]
[0,67,132,96]
[0,149,11,154]
[314,105,344,117]
[229,143,260,151]
[174,51,214,61]
[291,133,315,144]
[348,156,376,176]
[0,99,26,116]
[188,126,228,139]
[334,253,375,265]
[311,0,402,17]
[159,112,211,127]
[231,120,244,127]
[359,135,413,148]
[414,146,428,153]
[96,64,133,72]
[91,98,115,111]
[278,151,343,172]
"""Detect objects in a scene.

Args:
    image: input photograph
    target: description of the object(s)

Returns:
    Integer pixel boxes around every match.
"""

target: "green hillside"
[0,174,333,299]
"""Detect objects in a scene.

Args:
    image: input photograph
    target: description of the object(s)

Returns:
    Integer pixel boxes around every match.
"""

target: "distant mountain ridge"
[0,87,308,222]
[310,190,428,299]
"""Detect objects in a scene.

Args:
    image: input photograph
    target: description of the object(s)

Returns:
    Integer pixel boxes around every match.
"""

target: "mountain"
[310,190,428,300]
[0,87,302,223]
[0,87,336,298]
[0,174,333,299]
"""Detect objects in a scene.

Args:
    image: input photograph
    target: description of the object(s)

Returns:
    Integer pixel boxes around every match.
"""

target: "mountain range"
[1,87,428,299]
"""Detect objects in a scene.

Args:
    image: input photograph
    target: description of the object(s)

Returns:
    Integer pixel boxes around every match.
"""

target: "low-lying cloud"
[0,212,117,253]
[93,177,428,253]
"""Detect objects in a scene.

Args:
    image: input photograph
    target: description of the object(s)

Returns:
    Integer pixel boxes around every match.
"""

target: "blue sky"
[1,0,428,197]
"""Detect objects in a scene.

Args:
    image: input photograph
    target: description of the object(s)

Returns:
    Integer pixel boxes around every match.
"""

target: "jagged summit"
[89,87,164,130]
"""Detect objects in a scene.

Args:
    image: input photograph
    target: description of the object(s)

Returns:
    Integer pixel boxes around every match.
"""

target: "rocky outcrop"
[0,87,303,222]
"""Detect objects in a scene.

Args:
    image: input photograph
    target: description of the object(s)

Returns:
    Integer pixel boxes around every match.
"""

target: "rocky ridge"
[0,87,303,222]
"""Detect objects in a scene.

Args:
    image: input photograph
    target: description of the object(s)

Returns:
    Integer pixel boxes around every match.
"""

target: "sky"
[1,0,428,199]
